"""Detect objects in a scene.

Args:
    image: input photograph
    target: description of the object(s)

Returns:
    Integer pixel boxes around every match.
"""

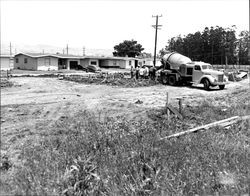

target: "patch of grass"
[2,108,250,195]
[1,89,250,195]
[1,78,14,88]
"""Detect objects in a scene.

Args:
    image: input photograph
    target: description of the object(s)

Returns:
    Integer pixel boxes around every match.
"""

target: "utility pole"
[211,41,213,64]
[152,15,162,67]
[66,44,69,55]
[83,47,85,56]
[10,42,12,56]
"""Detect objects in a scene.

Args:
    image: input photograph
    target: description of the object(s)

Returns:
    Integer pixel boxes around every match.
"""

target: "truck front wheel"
[168,75,176,86]
[219,85,225,90]
[202,79,210,90]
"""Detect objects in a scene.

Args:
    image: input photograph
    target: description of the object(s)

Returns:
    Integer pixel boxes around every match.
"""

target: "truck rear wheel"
[219,85,225,90]
[161,75,168,85]
[202,79,210,90]
[168,75,176,86]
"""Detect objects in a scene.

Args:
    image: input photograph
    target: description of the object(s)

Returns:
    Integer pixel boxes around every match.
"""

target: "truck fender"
[199,75,214,84]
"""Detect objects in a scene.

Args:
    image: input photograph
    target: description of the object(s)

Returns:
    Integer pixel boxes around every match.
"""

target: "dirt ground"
[1,77,249,160]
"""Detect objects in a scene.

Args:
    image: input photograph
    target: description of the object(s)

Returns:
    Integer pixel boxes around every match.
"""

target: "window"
[202,65,212,70]
[129,61,132,66]
[113,61,117,66]
[90,61,97,65]
[194,65,201,70]
[45,58,51,65]
[16,58,19,63]
[24,58,28,64]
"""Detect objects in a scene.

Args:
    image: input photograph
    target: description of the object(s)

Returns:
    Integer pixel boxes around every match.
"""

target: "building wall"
[124,59,135,69]
[99,59,109,67]
[14,55,37,70]
[0,57,13,70]
[100,59,125,68]
[80,59,89,68]
[80,58,99,68]
[141,59,161,67]
[37,57,58,71]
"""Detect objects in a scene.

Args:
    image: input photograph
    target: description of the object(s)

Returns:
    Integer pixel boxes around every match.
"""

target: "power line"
[152,15,162,67]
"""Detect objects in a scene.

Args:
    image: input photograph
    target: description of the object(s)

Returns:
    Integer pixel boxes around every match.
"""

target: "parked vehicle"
[159,52,228,90]
[86,65,101,73]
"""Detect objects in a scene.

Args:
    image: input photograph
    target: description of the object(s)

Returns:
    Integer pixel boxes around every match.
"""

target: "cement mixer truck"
[159,52,228,90]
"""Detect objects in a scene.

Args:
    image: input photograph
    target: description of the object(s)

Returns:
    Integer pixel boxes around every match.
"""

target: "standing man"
[152,66,156,80]
[130,65,134,78]
[139,66,145,79]
[144,66,149,79]
[135,66,139,79]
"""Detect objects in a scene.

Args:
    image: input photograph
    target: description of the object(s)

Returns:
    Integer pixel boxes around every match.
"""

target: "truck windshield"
[202,65,212,69]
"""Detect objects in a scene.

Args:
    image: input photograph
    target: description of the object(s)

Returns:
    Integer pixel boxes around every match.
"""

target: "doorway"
[69,61,79,69]
[135,60,138,68]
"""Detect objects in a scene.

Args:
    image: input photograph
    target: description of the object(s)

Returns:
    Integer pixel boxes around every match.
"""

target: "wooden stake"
[178,98,183,114]
[166,92,169,121]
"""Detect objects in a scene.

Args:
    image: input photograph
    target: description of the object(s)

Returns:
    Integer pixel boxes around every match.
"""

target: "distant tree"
[237,30,249,65]
[113,40,144,57]
[162,26,244,64]
[139,52,152,58]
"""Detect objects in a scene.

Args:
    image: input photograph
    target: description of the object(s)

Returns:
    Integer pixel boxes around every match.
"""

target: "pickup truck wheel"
[202,79,210,90]
[161,75,168,85]
[219,85,225,90]
[168,75,176,86]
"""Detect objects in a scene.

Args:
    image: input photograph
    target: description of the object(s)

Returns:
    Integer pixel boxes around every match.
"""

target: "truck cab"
[191,62,228,90]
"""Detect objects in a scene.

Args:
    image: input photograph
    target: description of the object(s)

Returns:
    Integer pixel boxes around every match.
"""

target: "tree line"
[113,26,249,65]
[160,26,249,65]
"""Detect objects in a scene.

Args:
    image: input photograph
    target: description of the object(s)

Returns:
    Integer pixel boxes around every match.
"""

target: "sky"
[1,0,249,54]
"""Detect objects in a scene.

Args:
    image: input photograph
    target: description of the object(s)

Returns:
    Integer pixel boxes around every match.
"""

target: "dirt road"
[1,77,249,158]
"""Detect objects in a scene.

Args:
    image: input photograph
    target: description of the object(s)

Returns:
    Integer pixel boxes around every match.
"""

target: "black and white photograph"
[0,0,249,195]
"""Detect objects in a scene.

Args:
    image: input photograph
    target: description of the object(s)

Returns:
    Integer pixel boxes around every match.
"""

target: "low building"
[14,52,141,70]
[99,57,138,69]
[14,53,82,71]
[0,54,14,70]
[139,58,162,67]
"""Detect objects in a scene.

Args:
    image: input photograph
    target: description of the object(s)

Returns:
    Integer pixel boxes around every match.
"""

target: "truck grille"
[218,75,223,82]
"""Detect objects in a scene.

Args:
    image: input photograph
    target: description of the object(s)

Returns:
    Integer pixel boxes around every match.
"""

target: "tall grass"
[1,89,250,195]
